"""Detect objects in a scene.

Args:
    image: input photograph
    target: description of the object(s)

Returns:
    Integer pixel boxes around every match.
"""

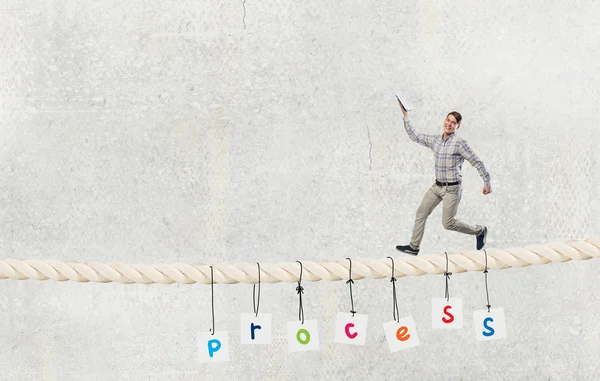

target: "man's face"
[443,114,459,135]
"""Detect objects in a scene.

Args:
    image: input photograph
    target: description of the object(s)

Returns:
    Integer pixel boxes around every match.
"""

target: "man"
[395,98,491,255]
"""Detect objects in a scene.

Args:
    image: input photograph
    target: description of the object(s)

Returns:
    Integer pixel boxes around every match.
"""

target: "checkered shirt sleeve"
[458,139,491,187]
[403,118,436,149]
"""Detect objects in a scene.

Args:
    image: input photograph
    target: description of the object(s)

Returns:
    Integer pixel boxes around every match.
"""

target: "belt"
[436,180,460,186]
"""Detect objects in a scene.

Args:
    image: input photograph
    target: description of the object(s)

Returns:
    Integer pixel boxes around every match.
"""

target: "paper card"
[240,313,272,345]
[432,298,463,329]
[287,320,320,352]
[395,91,414,111]
[473,308,507,341]
[198,331,229,363]
[334,312,368,345]
[383,316,421,353]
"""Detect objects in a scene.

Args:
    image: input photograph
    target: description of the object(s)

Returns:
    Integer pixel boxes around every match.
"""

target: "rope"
[0,238,598,285]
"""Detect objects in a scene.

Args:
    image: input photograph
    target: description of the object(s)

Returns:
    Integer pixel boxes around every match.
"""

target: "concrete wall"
[0,0,599,379]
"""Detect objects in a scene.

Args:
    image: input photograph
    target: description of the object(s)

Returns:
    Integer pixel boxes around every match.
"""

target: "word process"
[198,299,507,362]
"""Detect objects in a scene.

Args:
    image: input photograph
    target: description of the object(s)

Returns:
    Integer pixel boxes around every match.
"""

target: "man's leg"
[408,185,443,250]
[441,185,486,248]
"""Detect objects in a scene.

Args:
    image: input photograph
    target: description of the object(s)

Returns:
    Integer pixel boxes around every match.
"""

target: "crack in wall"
[242,0,247,28]
[365,123,372,171]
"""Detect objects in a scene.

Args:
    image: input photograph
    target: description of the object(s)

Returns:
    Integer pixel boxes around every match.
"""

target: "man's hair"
[447,111,462,125]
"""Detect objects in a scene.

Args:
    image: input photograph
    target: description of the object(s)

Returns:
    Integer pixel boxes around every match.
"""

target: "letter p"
[207,339,222,358]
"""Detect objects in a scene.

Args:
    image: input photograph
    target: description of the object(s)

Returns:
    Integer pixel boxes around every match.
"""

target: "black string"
[209,265,215,335]
[484,250,491,312]
[346,258,356,316]
[296,261,304,324]
[387,257,400,323]
[253,262,261,317]
[444,252,452,301]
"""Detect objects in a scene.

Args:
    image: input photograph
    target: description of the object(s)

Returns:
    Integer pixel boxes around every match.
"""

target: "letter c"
[345,323,358,339]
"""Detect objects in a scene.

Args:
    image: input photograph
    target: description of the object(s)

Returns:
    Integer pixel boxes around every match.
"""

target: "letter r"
[250,323,262,340]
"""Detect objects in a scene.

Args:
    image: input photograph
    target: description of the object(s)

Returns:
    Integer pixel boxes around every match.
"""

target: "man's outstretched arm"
[398,98,435,149]
[458,139,492,194]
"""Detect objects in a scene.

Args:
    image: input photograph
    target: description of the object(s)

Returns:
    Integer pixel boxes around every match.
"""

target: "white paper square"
[334,312,368,345]
[240,313,272,344]
[383,316,421,353]
[473,308,507,341]
[432,298,463,329]
[198,331,229,363]
[395,91,414,111]
[287,320,320,352]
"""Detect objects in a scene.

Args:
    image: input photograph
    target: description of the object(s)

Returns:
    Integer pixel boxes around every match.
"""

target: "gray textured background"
[1,0,599,380]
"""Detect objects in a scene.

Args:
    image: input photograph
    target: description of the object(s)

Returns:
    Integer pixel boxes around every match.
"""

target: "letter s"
[482,317,495,337]
[442,305,455,324]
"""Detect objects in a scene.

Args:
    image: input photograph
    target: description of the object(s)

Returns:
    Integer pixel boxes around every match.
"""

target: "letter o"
[296,328,311,344]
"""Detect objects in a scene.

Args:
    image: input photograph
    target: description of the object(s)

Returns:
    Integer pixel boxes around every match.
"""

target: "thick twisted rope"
[0,238,598,285]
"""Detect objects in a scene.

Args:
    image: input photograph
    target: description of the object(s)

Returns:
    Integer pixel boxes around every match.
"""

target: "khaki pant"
[410,183,484,250]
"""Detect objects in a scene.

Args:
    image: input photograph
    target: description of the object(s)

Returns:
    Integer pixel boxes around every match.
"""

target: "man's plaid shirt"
[403,117,490,187]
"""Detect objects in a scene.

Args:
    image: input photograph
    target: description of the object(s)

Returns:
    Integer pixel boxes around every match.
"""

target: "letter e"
[395,326,411,342]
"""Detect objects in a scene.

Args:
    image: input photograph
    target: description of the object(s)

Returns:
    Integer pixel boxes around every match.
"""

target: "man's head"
[443,111,462,136]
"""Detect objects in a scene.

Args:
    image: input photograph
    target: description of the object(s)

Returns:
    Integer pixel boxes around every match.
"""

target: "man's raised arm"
[398,98,435,149]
